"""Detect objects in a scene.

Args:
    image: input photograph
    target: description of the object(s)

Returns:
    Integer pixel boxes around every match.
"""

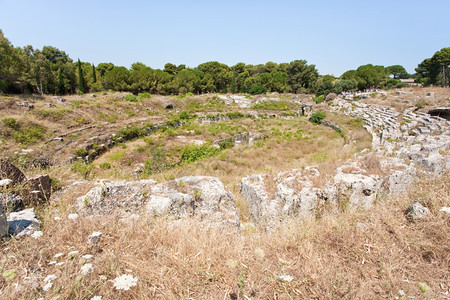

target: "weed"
[70,161,94,179]
[181,144,221,164]
[139,92,151,100]
[124,94,138,102]
[99,162,112,170]
[2,117,19,130]
[310,111,326,124]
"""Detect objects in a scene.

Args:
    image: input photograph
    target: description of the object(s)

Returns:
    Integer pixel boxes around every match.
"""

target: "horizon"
[1,0,449,76]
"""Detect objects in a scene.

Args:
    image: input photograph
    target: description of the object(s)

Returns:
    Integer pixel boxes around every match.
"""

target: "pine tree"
[77,59,86,94]
[92,63,97,83]
[58,68,65,95]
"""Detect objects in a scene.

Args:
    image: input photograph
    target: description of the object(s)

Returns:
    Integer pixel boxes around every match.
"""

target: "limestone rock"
[240,174,281,231]
[76,176,240,227]
[76,179,157,215]
[7,208,40,237]
[333,171,382,209]
[405,202,430,221]
[0,203,8,238]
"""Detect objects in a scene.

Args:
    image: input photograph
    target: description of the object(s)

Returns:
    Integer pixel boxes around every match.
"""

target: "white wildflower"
[226,259,238,269]
[43,274,57,282]
[31,231,43,239]
[82,254,93,260]
[68,250,79,258]
[54,216,62,221]
[81,263,93,275]
[254,247,265,259]
[91,296,102,300]
[440,207,450,214]
[113,274,138,290]
[91,231,102,237]
[277,274,294,282]
[54,252,64,258]
[278,258,290,265]
[42,282,53,292]
[68,213,79,220]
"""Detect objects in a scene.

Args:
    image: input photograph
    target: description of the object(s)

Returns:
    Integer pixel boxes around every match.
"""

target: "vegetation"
[310,111,326,124]
[415,47,450,87]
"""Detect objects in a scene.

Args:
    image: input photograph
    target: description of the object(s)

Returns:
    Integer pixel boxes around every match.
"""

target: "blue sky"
[1,0,449,76]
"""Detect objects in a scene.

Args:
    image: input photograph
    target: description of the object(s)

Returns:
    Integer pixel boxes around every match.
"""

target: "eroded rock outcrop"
[240,97,449,230]
[75,176,240,227]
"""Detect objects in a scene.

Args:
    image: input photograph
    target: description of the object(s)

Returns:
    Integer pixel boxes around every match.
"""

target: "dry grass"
[1,173,448,299]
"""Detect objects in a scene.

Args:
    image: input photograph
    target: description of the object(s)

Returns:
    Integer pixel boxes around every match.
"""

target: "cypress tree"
[58,68,65,95]
[92,63,97,83]
[77,59,86,94]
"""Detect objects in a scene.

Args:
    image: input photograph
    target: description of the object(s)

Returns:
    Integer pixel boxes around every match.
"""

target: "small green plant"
[415,101,428,108]
[180,144,221,164]
[13,124,46,145]
[124,94,138,102]
[114,126,147,141]
[71,100,81,109]
[139,92,151,100]
[314,95,325,104]
[218,139,234,150]
[347,118,365,129]
[2,117,19,130]
[74,148,88,157]
[71,161,94,179]
[99,162,111,170]
[310,111,326,124]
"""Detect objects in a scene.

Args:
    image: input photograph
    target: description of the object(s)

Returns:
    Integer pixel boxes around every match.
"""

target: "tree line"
[0,30,448,96]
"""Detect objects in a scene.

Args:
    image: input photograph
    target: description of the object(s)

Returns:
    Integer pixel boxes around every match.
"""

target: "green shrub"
[415,101,428,108]
[124,94,138,102]
[114,126,146,141]
[74,148,88,157]
[314,95,325,104]
[2,118,19,130]
[248,83,267,95]
[99,162,112,170]
[181,145,221,164]
[396,82,407,88]
[139,92,151,100]
[218,139,234,150]
[13,124,46,145]
[347,118,365,129]
[143,147,168,174]
[310,111,326,124]
[71,161,94,179]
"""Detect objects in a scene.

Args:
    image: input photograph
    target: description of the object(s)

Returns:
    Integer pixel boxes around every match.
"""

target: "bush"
[74,148,88,157]
[13,124,46,145]
[114,126,146,141]
[124,94,138,102]
[314,95,325,104]
[248,83,267,95]
[415,101,428,108]
[143,147,168,174]
[139,92,151,100]
[310,111,326,124]
[2,118,19,130]
[71,161,94,179]
[181,145,221,164]
[99,162,112,170]
[396,82,407,88]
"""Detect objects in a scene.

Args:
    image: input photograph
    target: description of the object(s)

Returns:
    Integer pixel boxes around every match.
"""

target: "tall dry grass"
[1,173,448,299]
